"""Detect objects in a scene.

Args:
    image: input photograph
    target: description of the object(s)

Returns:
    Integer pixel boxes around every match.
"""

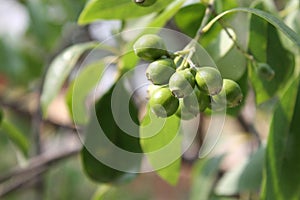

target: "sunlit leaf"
[140,108,182,185]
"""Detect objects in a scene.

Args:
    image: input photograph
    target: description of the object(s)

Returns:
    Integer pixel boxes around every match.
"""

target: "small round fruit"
[169,69,195,98]
[257,63,275,81]
[146,58,176,85]
[195,67,223,95]
[147,85,161,98]
[149,87,179,118]
[176,100,197,120]
[133,0,157,7]
[212,79,243,108]
[133,34,168,61]
[183,88,210,114]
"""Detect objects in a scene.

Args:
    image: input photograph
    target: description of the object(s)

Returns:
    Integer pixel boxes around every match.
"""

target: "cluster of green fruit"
[133,34,243,119]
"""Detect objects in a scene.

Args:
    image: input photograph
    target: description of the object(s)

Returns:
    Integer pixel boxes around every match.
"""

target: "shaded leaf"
[262,76,300,200]
[140,108,182,185]
[41,42,98,117]
[249,23,294,104]
[190,155,224,200]
[174,3,206,38]
[78,0,173,24]
[82,82,142,183]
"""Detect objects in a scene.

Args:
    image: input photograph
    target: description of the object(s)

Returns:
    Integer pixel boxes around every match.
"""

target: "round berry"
[183,88,210,114]
[133,0,156,7]
[176,100,197,120]
[149,87,179,118]
[212,79,243,108]
[133,34,168,61]
[195,67,223,95]
[169,69,195,98]
[257,63,275,81]
[146,58,176,85]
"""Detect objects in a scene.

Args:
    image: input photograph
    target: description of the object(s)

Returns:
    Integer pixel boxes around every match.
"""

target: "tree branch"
[0,144,81,197]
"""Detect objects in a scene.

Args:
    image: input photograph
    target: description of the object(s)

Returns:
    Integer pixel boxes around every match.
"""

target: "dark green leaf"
[81,82,142,183]
[190,156,224,200]
[140,108,182,185]
[78,0,173,24]
[174,4,206,38]
[41,42,98,117]
[0,119,29,156]
[262,76,300,200]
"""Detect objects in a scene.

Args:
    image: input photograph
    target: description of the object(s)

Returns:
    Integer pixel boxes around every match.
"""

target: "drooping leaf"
[41,42,98,117]
[262,76,300,200]
[190,156,224,200]
[249,23,294,104]
[203,8,300,48]
[140,108,182,185]
[0,119,29,156]
[215,147,265,195]
[66,60,107,125]
[81,81,142,183]
[78,0,174,24]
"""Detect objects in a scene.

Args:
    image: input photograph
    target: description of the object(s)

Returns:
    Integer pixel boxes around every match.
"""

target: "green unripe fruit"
[195,67,223,95]
[183,88,210,114]
[146,58,176,85]
[133,34,168,61]
[169,69,195,98]
[133,0,156,7]
[212,79,243,108]
[176,100,197,120]
[149,87,179,118]
[147,85,161,97]
[257,63,275,81]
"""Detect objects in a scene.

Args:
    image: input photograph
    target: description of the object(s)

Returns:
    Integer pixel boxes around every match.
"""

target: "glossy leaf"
[215,147,265,195]
[262,76,300,200]
[66,60,106,125]
[140,108,182,185]
[41,42,98,117]
[190,156,224,200]
[82,82,142,183]
[0,119,29,156]
[203,8,300,47]
[78,0,173,24]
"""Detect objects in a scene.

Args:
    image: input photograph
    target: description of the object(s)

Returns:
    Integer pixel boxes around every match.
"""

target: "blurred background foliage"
[0,0,299,199]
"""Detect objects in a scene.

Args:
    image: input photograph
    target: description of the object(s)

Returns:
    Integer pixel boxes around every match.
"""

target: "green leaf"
[0,119,29,156]
[41,42,98,117]
[190,156,224,200]
[82,82,142,183]
[203,7,300,48]
[78,0,174,24]
[249,23,294,104]
[174,3,206,38]
[66,60,107,125]
[215,147,265,195]
[262,76,300,200]
[140,108,182,185]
